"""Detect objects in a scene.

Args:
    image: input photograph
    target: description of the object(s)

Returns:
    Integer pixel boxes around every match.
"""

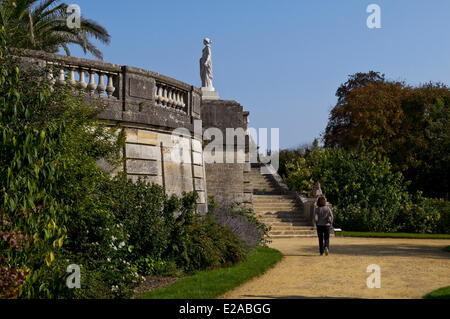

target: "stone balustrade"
[17,49,202,128]
[47,62,118,98]
[16,48,207,213]
[155,81,187,110]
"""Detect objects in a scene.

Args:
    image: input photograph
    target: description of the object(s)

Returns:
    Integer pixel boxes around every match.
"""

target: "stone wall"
[124,127,207,213]
[18,49,252,214]
[201,99,252,209]
[18,49,208,213]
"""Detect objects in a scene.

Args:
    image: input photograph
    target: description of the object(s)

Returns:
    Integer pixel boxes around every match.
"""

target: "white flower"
[111,235,117,241]
[107,258,111,262]
[128,246,132,253]
[119,241,125,248]
[111,285,119,293]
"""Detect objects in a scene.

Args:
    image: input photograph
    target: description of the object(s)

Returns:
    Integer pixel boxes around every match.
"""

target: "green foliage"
[396,194,441,234]
[0,31,136,298]
[0,0,110,59]
[324,72,450,199]
[0,31,68,298]
[210,201,271,248]
[170,210,247,274]
[341,232,450,239]
[101,174,175,261]
[139,246,283,299]
[423,286,450,299]
[103,175,248,276]
[281,144,449,233]
[134,257,175,277]
[0,34,258,298]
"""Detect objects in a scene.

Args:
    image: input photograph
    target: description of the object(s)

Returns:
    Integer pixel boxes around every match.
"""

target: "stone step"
[262,221,310,227]
[250,184,275,187]
[253,202,300,207]
[253,206,303,215]
[269,234,317,238]
[250,180,275,183]
[270,226,314,231]
[253,195,297,200]
[259,215,307,221]
[256,211,305,217]
[256,214,304,219]
[260,219,309,224]
[253,198,297,203]
[252,188,279,192]
[269,230,317,236]
[253,191,285,195]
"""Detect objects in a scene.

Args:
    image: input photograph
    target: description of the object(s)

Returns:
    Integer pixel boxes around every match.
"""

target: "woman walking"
[314,196,333,256]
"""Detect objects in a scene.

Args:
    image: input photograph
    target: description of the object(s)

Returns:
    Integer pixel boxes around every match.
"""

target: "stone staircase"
[250,167,316,238]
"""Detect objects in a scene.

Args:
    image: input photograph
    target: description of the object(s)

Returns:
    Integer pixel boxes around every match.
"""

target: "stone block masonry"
[18,49,251,215]
[201,99,252,209]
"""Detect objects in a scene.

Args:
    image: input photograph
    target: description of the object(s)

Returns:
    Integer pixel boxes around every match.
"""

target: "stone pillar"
[201,99,251,209]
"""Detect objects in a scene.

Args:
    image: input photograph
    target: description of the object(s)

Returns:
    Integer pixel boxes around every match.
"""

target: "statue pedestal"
[201,87,220,100]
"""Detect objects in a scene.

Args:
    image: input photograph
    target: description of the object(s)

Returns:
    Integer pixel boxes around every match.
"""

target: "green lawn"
[423,286,450,299]
[340,231,450,239]
[138,246,283,299]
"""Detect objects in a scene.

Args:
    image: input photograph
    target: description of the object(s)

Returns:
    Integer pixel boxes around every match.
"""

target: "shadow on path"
[282,242,450,260]
[240,295,361,299]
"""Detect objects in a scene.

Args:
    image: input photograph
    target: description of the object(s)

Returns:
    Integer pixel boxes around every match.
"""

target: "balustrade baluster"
[97,73,106,95]
[47,67,56,91]
[79,69,87,89]
[173,90,180,107]
[106,74,115,97]
[69,68,77,86]
[162,86,168,104]
[168,89,174,107]
[87,70,97,95]
[56,68,66,86]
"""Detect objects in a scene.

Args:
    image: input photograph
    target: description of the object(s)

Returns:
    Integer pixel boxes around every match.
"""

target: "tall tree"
[323,72,450,199]
[0,0,110,59]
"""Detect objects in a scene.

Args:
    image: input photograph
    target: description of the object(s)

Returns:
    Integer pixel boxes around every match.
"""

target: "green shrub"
[101,174,175,261]
[169,211,247,274]
[0,31,139,298]
[284,146,407,232]
[210,201,271,248]
[396,194,441,234]
[0,39,69,298]
[134,257,177,276]
[432,199,450,234]
[281,144,450,233]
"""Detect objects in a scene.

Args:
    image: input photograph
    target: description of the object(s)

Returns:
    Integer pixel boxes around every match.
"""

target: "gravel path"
[221,237,450,299]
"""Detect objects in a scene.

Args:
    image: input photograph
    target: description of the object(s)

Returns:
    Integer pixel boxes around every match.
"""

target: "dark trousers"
[317,225,330,254]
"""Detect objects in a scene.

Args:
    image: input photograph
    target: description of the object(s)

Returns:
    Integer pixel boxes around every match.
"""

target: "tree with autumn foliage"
[324,72,449,199]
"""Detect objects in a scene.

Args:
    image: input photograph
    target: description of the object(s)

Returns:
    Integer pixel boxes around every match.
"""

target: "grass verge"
[423,286,450,299]
[138,246,283,299]
[340,231,450,239]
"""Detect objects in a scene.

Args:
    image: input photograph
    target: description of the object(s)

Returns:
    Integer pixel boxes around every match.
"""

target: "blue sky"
[65,0,450,149]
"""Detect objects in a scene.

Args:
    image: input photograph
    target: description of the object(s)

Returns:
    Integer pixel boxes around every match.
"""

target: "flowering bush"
[210,202,270,249]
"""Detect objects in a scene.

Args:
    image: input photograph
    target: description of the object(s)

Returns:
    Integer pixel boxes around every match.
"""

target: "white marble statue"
[200,38,214,90]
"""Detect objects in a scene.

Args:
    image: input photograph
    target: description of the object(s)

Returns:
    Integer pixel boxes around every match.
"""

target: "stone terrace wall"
[201,99,252,209]
[18,49,207,213]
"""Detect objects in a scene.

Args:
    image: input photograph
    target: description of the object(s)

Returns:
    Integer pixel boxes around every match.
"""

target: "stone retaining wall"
[17,49,251,214]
